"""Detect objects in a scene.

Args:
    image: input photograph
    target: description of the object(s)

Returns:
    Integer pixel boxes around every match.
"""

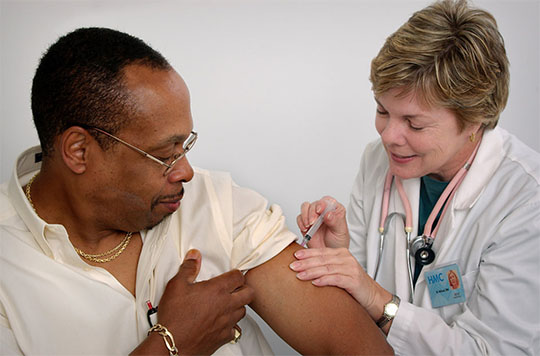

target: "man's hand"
[131,249,254,355]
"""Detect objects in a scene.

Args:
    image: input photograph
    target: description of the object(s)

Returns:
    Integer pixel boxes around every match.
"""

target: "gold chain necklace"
[25,172,133,263]
[73,232,133,263]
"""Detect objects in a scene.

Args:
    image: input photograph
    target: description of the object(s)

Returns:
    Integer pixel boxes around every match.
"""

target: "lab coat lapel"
[428,129,504,270]
[453,128,504,209]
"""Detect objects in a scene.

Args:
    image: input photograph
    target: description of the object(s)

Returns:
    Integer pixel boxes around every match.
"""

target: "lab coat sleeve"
[348,140,386,270]
[388,200,540,355]
[348,164,369,270]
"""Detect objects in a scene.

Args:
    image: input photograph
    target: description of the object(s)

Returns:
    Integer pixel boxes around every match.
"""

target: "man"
[0,28,392,355]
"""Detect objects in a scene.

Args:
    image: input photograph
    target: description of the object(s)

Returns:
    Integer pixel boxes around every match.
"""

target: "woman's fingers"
[293,263,351,281]
[296,213,307,235]
[294,246,345,260]
[290,248,354,273]
[290,254,363,300]
[298,198,339,231]
[311,272,355,289]
[297,197,350,249]
[298,201,317,232]
[291,247,372,306]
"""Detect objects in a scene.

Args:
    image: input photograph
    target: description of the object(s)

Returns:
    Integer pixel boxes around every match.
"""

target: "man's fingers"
[178,249,202,284]
[224,305,248,333]
[212,269,246,293]
[230,284,255,307]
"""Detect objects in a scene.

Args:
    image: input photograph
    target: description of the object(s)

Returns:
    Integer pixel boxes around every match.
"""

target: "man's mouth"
[157,188,185,213]
[161,200,181,212]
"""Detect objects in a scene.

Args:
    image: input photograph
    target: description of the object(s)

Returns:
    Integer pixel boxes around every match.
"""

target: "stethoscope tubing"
[374,140,481,303]
[375,213,415,302]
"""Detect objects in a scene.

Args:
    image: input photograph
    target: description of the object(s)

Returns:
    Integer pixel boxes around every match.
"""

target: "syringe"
[300,201,337,247]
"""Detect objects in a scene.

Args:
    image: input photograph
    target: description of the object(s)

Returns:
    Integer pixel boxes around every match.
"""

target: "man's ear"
[60,126,95,174]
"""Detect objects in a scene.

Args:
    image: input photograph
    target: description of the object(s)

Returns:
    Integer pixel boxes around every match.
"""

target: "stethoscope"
[373,140,481,301]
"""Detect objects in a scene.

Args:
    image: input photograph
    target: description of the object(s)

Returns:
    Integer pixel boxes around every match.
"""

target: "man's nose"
[167,156,194,183]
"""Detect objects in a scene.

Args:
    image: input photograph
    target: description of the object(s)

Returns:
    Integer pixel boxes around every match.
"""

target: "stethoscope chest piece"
[376,140,481,300]
[415,246,436,265]
[410,235,435,266]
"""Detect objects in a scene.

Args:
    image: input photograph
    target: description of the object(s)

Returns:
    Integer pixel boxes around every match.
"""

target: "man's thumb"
[179,249,202,283]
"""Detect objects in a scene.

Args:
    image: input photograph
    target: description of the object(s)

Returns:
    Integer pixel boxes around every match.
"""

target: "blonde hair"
[370,0,509,130]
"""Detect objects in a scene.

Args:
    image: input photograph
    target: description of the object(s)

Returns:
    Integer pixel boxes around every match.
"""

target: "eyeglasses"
[82,125,197,176]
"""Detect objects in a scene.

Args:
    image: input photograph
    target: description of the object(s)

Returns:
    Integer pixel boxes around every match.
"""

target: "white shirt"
[0,146,296,355]
[348,127,540,355]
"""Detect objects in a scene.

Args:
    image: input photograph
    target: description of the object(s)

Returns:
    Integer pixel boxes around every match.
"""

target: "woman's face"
[375,88,479,181]
[448,271,459,288]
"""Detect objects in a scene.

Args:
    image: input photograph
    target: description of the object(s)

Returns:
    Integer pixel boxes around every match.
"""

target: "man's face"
[89,64,195,231]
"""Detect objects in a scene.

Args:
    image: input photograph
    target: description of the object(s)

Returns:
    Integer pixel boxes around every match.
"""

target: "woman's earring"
[469,132,476,142]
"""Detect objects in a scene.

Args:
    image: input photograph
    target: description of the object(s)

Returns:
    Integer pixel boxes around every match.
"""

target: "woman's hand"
[296,196,349,248]
[289,247,392,322]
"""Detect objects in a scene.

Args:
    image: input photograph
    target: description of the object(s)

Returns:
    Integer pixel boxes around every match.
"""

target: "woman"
[290,0,540,354]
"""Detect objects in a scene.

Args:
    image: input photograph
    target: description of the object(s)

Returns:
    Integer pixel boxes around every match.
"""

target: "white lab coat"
[348,127,540,355]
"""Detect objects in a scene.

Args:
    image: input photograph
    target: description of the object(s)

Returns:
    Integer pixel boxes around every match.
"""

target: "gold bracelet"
[148,323,179,356]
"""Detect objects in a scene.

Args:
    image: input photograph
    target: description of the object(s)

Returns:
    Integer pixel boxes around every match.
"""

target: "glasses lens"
[184,132,197,153]
[163,166,172,176]
[162,131,197,176]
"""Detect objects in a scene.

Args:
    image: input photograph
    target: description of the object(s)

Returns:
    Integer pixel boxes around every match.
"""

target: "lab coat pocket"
[460,268,478,298]
[439,268,478,323]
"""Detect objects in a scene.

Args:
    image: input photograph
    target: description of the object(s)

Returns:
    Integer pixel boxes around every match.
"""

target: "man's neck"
[27,168,143,296]
[27,168,121,246]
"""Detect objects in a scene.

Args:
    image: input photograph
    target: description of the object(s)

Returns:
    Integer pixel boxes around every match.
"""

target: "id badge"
[424,263,466,308]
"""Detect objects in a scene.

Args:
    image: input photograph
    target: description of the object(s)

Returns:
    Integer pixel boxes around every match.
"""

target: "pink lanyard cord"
[394,177,413,232]
[379,171,412,233]
[379,172,394,233]
[423,141,481,238]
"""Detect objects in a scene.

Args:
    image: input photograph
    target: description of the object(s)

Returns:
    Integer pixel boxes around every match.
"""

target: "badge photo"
[424,263,466,308]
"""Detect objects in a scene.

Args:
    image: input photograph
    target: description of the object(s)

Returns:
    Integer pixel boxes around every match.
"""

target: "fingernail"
[296,272,306,279]
[185,249,198,260]
[294,250,304,258]
[289,262,299,270]
[312,279,321,285]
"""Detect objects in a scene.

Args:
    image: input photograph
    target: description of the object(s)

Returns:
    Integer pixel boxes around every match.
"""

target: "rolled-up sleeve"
[230,183,297,272]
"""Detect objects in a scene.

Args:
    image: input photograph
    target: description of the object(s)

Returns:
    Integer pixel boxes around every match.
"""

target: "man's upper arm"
[245,243,393,355]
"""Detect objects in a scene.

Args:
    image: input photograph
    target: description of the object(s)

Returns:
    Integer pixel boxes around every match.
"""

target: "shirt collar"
[7,146,55,258]
[8,146,175,262]
[397,127,504,216]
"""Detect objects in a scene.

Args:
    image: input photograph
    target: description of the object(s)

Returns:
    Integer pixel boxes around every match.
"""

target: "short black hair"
[31,27,171,156]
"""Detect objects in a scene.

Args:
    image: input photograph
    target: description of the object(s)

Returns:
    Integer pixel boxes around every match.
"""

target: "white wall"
[1,1,538,355]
